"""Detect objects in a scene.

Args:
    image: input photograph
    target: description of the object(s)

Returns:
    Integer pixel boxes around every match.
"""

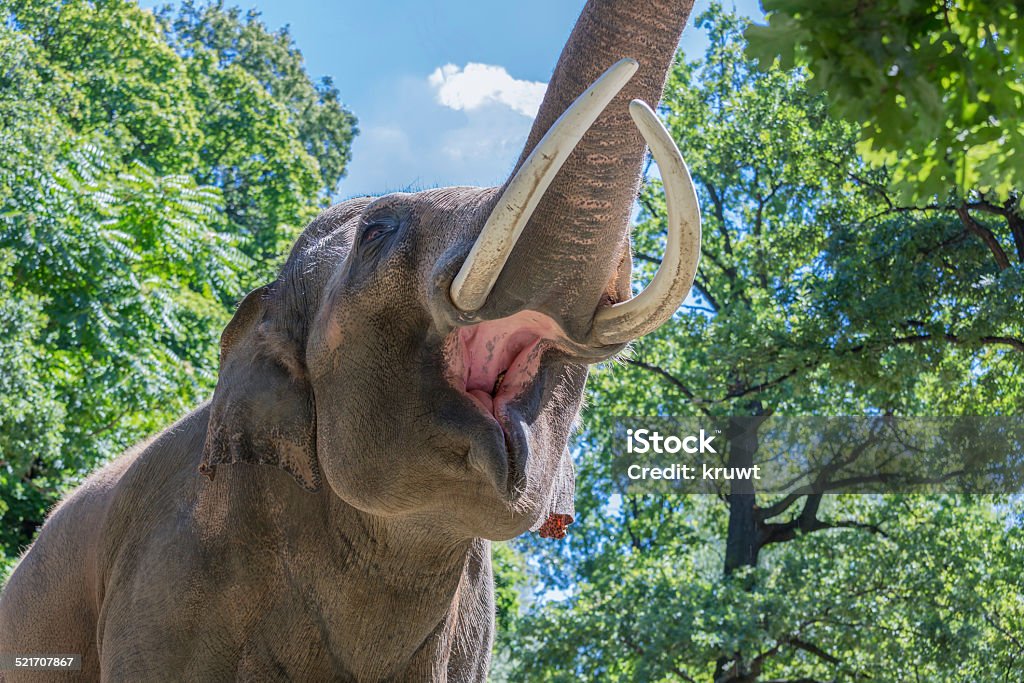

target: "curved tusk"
[450,58,640,313]
[591,99,701,345]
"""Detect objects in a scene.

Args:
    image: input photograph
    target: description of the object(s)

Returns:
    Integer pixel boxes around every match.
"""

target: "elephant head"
[198,0,700,542]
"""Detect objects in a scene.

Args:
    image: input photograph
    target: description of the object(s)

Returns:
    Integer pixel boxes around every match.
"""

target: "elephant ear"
[533,447,575,540]
[199,285,321,492]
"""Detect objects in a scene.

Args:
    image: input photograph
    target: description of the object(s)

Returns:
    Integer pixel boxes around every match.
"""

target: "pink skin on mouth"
[445,311,565,420]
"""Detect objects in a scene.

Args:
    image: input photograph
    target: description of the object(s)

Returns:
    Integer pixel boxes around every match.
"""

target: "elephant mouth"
[444,310,566,493]
[446,310,564,421]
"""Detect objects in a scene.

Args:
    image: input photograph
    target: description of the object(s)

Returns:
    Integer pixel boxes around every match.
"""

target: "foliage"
[820,208,1024,410]
[164,0,357,199]
[0,0,356,572]
[160,0,358,261]
[490,540,528,678]
[500,7,1024,681]
[511,495,1024,682]
[745,0,1024,203]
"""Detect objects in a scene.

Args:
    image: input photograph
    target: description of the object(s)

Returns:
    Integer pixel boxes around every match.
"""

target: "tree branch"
[785,637,841,665]
[693,275,721,311]
[754,195,769,290]
[1005,195,1024,262]
[716,324,1022,411]
[705,179,733,257]
[757,425,887,522]
[756,493,803,523]
[760,514,887,547]
[623,359,716,420]
[860,196,1023,265]
[956,203,1011,270]
[892,332,1024,353]
[1008,214,1024,262]
[977,335,1024,352]
[624,359,696,402]
[983,609,1024,655]
[623,495,644,551]
[724,368,799,400]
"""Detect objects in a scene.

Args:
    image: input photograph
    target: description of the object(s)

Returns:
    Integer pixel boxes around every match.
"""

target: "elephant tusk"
[590,99,701,345]
[450,58,640,313]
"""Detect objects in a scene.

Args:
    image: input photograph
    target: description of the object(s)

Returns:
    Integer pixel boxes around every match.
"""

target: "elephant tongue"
[453,310,563,418]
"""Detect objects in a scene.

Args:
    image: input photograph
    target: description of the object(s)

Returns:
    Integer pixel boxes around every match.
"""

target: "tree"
[498,8,1024,681]
[165,0,357,199]
[161,0,359,262]
[509,494,1024,682]
[745,0,1024,204]
[7,0,358,269]
[0,0,357,572]
[746,1,1024,290]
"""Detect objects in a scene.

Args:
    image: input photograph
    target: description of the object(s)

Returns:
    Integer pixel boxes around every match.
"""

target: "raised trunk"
[484,0,696,339]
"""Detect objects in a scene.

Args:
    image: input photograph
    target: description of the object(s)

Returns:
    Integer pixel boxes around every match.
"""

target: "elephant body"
[2,405,493,681]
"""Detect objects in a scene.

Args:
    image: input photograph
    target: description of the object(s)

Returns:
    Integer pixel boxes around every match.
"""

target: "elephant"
[0,0,700,680]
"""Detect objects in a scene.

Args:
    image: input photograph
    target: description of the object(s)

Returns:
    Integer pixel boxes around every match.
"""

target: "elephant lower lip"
[496,408,530,494]
[457,376,537,496]
[459,399,531,499]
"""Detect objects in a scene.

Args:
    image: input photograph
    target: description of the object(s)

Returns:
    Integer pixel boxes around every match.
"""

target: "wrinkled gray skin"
[0,1,695,680]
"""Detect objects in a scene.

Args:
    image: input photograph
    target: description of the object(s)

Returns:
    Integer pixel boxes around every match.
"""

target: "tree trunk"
[724,413,761,573]
[716,402,765,682]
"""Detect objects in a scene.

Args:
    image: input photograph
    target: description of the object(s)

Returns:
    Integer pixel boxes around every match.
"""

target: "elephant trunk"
[451,0,698,344]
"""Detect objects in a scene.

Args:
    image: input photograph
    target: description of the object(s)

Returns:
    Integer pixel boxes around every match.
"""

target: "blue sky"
[139,0,765,199]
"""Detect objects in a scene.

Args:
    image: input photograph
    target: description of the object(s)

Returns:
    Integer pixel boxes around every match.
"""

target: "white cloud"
[339,74,535,198]
[428,63,547,118]
[437,107,535,165]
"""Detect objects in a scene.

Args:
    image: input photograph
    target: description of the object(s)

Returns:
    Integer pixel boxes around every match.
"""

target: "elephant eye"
[360,221,396,246]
